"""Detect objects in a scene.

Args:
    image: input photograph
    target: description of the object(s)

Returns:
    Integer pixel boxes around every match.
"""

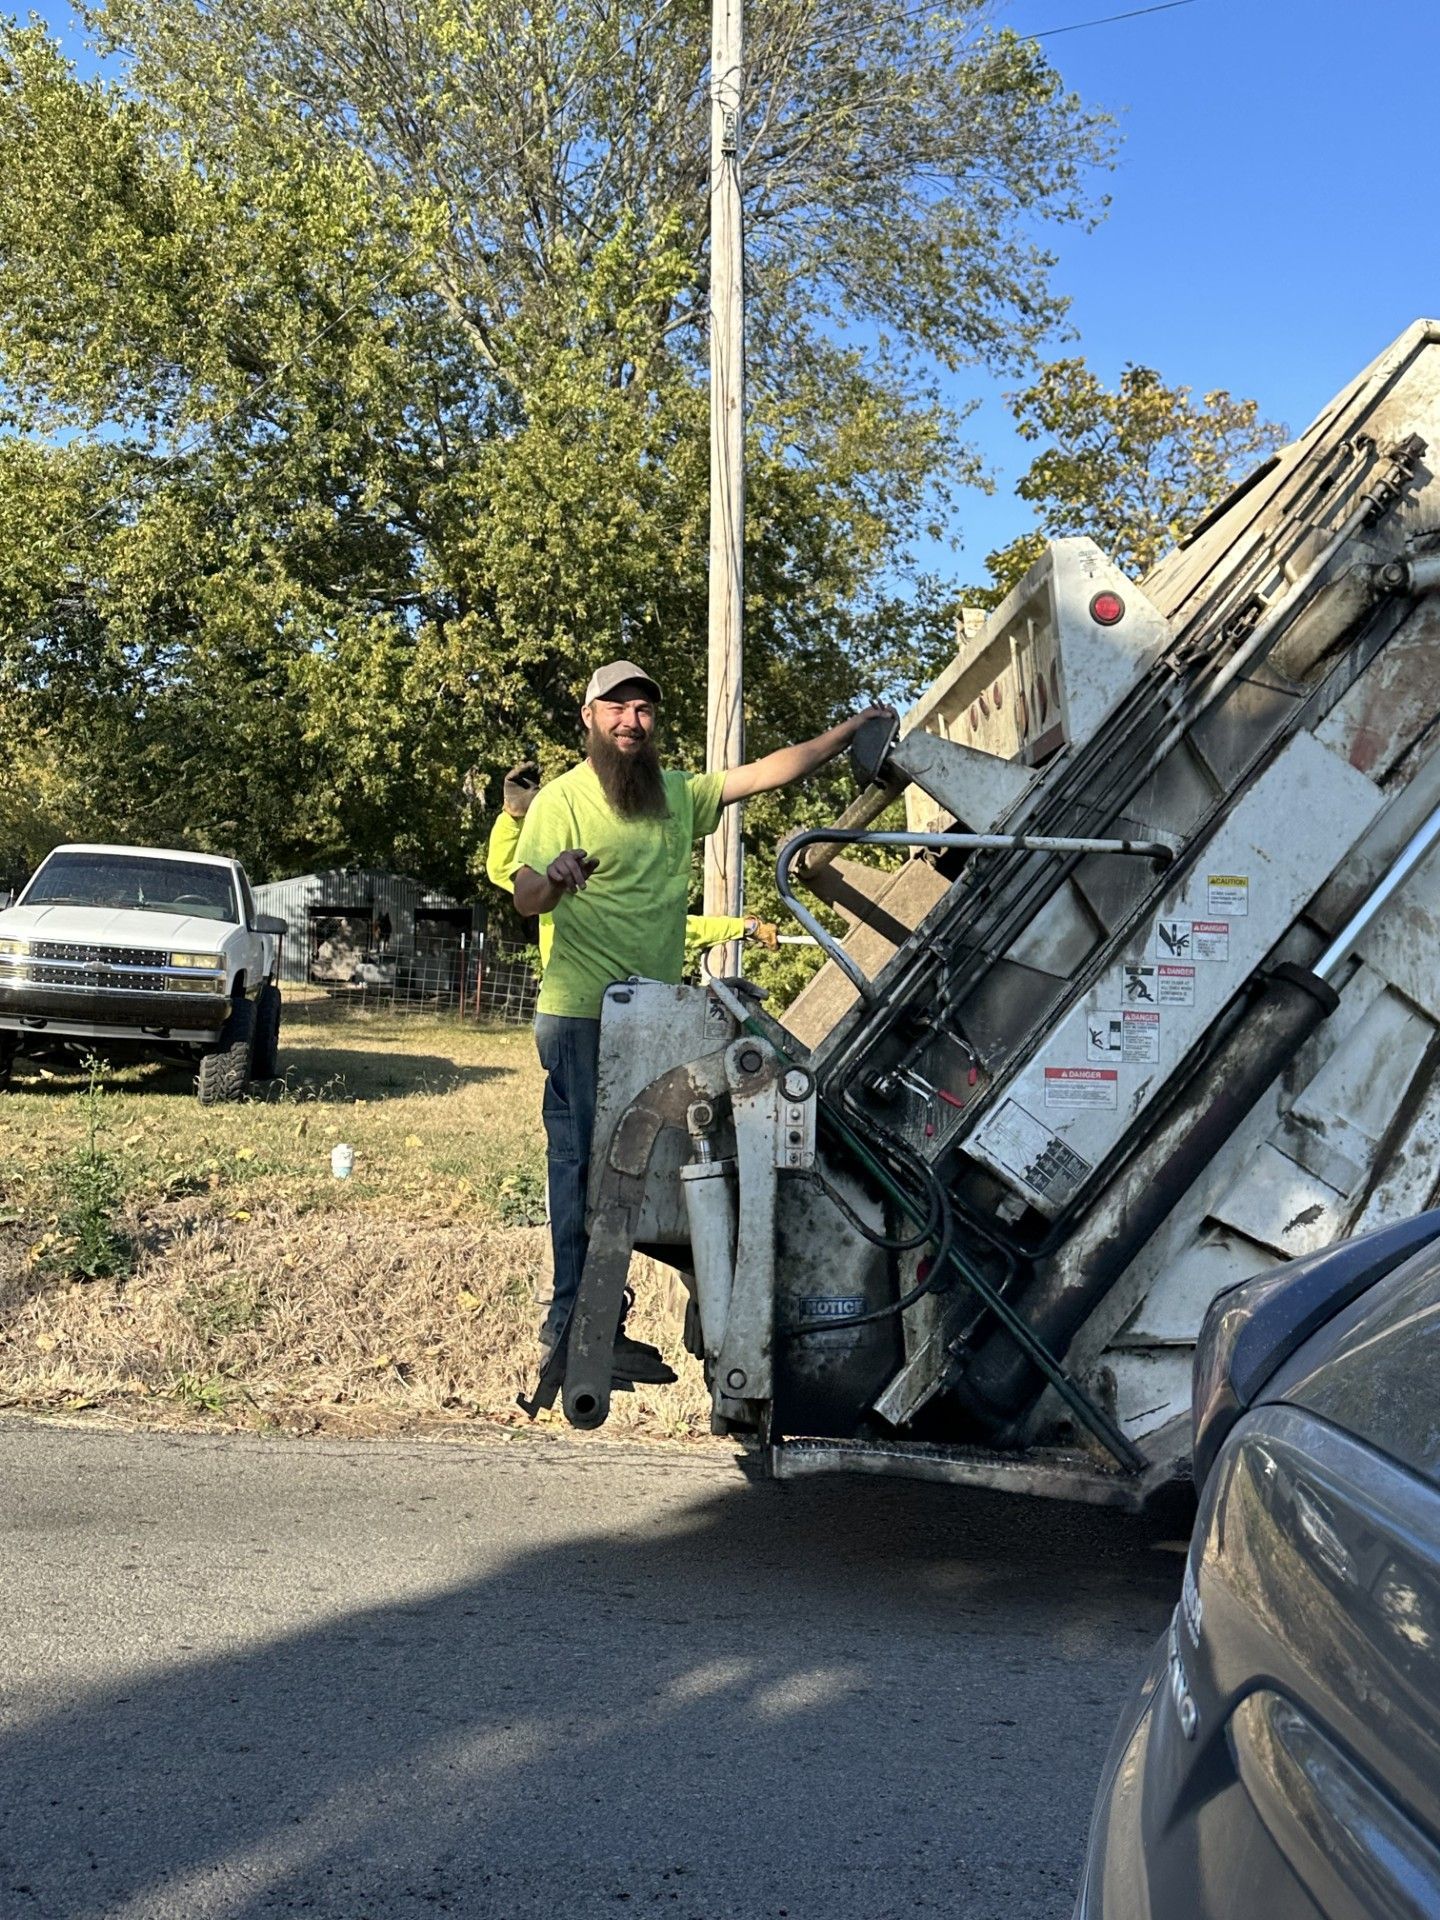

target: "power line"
[1032,0,1197,38]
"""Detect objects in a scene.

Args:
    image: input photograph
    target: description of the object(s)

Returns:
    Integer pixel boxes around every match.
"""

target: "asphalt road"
[0,1420,1180,1920]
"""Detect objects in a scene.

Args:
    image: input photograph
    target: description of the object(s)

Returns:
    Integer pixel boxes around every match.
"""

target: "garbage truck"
[533,318,1440,1508]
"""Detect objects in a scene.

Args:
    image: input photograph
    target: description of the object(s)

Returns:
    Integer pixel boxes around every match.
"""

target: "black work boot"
[611,1285,676,1384]
[612,1333,678,1386]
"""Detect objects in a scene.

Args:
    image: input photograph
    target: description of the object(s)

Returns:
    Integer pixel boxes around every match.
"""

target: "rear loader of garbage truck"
[549,318,1440,1507]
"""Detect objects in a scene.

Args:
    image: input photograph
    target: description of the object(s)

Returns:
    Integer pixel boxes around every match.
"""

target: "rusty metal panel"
[781,859,951,1050]
[1209,986,1435,1258]
[1316,597,1440,785]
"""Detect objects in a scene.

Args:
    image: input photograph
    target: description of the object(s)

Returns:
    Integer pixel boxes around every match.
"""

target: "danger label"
[1087,1011,1160,1065]
[1123,964,1158,1004]
[1155,919,1230,962]
[1044,1066,1118,1110]
[984,1100,1093,1203]
[1157,964,1196,1006]
[1207,873,1250,917]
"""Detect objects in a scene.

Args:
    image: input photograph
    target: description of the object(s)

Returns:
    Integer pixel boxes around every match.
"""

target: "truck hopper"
[544,319,1440,1507]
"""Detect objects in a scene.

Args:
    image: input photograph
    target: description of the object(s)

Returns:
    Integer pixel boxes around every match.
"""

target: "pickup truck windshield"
[22,853,239,924]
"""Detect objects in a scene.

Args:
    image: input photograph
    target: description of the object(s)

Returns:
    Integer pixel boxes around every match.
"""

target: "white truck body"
[0,843,282,1098]
[543,318,1440,1506]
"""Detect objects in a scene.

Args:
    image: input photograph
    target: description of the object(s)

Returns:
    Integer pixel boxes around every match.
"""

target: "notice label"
[1087,1010,1161,1064]
[984,1100,1093,1204]
[1156,919,1230,962]
[1044,1066,1119,1111]
[1157,964,1196,1006]
[1207,873,1250,917]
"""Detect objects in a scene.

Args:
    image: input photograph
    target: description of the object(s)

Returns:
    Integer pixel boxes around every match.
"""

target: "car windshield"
[21,852,239,924]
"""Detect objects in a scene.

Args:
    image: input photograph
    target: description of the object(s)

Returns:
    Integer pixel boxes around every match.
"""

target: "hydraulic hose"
[787,1148,957,1336]
[702,979,1146,1472]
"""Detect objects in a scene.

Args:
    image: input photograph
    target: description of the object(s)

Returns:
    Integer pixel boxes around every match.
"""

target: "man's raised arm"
[720,703,896,804]
[514,851,597,917]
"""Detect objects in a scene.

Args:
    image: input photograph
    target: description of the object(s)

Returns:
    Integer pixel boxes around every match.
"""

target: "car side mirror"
[256,913,287,936]
[0,890,11,911]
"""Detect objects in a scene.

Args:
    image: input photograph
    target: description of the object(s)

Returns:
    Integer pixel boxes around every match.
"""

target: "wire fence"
[300,940,539,1024]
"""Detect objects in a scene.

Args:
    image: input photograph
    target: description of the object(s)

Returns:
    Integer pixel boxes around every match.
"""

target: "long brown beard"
[586,725,670,819]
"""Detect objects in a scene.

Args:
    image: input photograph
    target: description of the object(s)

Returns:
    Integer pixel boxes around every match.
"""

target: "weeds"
[179,1272,266,1343]
[0,1019,713,1443]
[41,1056,134,1282]
[268,1066,352,1105]
[167,1368,237,1414]
[494,1166,547,1227]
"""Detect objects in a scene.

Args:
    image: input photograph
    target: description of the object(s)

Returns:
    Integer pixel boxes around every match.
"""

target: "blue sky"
[950,0,1440,573]
[27,0,1440,587]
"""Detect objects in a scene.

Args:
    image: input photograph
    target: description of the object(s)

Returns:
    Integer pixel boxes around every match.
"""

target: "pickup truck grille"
[29,941,170,969]
[26,963,171,993]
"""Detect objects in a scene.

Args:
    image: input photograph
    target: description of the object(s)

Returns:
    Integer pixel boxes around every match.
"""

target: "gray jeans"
[533,1013,601,1352]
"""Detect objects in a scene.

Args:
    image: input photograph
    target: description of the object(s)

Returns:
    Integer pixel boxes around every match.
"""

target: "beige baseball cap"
[583,659,662,705]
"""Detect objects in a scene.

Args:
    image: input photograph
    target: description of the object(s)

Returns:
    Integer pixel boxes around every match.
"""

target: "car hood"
[0,905,237,948]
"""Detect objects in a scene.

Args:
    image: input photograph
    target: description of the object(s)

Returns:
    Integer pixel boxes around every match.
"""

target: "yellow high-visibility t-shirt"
[489,810,744,978]
[486,811,555,967]
[511,762,726,1018]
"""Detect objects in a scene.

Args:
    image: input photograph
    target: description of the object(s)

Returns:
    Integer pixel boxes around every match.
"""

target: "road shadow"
[0,1444,1178,1920]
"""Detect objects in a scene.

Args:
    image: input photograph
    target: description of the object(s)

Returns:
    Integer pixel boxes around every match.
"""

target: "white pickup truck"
[0,843,284,1104]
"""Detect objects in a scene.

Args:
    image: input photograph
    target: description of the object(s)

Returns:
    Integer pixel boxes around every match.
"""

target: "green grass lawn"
[0,1008,710,1443]
[0,1007,549,1229]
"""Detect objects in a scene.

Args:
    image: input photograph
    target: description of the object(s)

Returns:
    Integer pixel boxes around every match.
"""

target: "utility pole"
[704,0,745,973]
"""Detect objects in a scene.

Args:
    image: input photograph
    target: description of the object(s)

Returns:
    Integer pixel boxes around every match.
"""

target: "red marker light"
[1090,590,1125,626]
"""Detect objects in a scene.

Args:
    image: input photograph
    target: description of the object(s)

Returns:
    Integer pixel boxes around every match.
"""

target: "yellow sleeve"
[486,813,522,894]
[514,783,572,881]
[686,770,727,841]
[685,914,747,947]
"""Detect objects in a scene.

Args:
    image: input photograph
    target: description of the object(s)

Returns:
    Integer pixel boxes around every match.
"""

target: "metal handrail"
[776,827,1176,1001]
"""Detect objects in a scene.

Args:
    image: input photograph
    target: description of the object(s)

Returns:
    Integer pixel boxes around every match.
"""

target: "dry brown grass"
[0,1009,713,1445]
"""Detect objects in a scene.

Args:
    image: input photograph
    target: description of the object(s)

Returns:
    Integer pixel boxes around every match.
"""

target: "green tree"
[984,357,1286,602]
[0,4,1114,893]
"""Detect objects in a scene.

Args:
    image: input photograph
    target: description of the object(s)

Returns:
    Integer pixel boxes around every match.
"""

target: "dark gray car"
[1076,1210,1440,1919]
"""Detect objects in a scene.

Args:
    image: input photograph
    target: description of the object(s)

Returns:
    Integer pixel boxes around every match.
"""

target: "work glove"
[746,917,780,950]
[503,761,542,817]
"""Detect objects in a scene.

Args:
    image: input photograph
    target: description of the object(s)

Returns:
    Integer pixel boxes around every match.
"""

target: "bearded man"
[511,659,893,1382]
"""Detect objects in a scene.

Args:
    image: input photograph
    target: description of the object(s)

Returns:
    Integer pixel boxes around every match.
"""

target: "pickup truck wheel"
[0,1040,15,1089]
[196,997,255,1105]
[252,983,282,1080]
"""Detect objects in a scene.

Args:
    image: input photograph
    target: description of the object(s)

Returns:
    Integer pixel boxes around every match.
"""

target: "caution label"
[1207,873,1250,917]
[1044,1066,1118,1110]
[1157,964,1196,1006]
[1156,919,1230,962]
[984,1100,1094,1204]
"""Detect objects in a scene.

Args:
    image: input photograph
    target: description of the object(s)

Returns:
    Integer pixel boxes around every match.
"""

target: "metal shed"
[252,869,479,987]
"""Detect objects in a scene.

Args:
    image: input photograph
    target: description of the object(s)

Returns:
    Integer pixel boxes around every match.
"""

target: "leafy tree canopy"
[0,2,1114,923]
[982,356,1286,603]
